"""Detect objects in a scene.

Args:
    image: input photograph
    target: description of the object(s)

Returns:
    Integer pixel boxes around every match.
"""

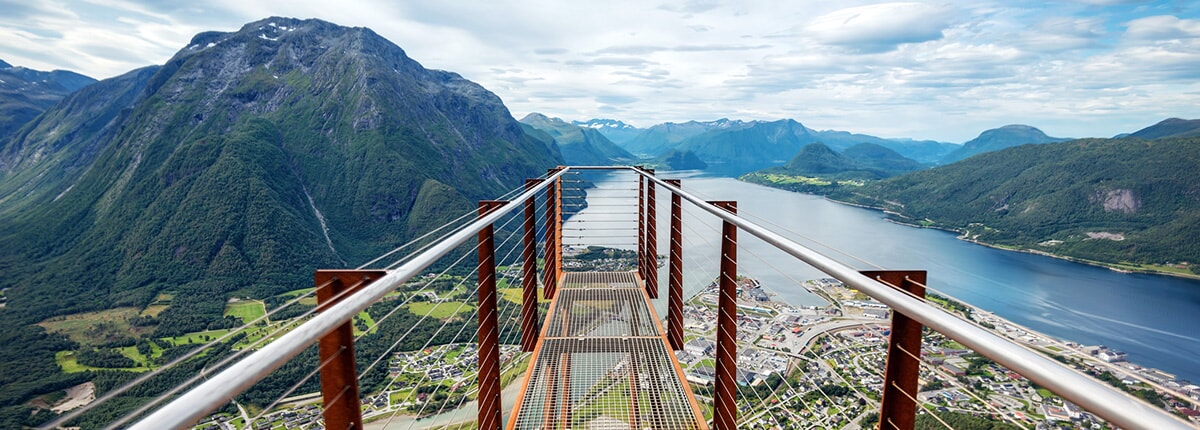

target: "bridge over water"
[47,166,1190,430]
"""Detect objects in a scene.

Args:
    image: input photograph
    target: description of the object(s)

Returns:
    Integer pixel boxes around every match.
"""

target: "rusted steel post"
[314,270,386,430]
[521,179,541,352]
[862,270,926,430]
[543,168,561,299]
[637,168,646,285]
[477,200,507,430]
[646,168,658,299]
[711,201,738,430]
[666,179,685,350]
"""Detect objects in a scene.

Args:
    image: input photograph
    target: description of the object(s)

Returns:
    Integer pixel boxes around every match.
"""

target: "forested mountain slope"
[837,137,1200,272]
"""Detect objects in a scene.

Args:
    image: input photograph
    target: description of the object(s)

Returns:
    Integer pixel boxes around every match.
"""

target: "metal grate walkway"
[509,272,706,429]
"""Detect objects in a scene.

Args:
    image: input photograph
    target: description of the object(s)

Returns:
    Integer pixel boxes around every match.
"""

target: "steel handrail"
[130,168,570,430]
[628,167,1192,430]
[130,165,1191,429]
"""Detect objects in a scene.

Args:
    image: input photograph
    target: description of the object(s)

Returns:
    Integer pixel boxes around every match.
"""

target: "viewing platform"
[509,272,705,429]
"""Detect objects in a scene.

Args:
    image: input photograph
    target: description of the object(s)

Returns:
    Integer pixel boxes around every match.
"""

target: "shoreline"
[818,193,1200,281]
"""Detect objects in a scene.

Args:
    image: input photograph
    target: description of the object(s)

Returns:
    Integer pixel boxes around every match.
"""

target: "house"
[941,363,966,377]
[1098,349,1127,363]
[863,309,889,319]
[685,338,715,356]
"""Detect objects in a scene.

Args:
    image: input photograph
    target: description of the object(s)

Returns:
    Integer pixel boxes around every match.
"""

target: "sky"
[0,0,1198,143]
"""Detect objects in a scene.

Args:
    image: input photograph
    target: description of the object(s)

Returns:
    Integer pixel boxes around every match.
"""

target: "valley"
[2,6,1199,429]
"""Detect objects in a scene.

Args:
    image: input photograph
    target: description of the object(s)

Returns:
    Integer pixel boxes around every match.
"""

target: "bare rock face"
[1096,189,1140,213]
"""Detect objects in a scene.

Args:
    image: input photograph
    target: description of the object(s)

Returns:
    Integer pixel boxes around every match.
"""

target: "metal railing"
[628,166,1191,430]
[127,165,1192,430]
[129,168,570,430]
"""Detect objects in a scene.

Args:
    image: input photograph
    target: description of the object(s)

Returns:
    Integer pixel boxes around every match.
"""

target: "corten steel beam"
[632,272,666,430]
[710,201,738,430]
[553,169,563,287]
[559,353,572,428]
[629,350,640,429]
[541,359,557,429]
[544,168,561,299]
[521,179,541,352]
[666,179,684,350]
[645,168,658,298]
[478,200,507,430]
[862,270,926,430]
[314,270,386,430]
[638,280,710,429]
[637,168,646,289]
[504,276,567,430]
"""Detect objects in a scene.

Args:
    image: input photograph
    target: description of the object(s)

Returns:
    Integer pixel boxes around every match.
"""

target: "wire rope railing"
[666,203,861,428]
[88,165,1195,430]
[629,167,1194,430]
[122,169,569,429]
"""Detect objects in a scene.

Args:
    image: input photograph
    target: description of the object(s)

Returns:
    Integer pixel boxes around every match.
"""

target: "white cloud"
[1125,15,1200,40]
[806,2,953,52]
[0,0,1198,142]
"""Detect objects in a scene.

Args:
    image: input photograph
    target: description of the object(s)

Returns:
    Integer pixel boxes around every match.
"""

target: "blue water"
[567,171,1200,383]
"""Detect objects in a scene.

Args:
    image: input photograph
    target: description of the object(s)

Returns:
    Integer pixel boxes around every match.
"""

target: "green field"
[140,304,169,317]
[405,301,474,319]
[224,300,267,323]
[38,307,148,346]
[277,287,319,305]
[163,328,232,346]
[497,287,547,304]
[355,311,377,336]
[117,344,161,366]
[54,350,150,373]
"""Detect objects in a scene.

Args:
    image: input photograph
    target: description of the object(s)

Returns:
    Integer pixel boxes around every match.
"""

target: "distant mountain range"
[580,116,957,173]
[738,117,1200,275]
[0,59,96,139]
[521,113,632,165]
[571,118,641,144]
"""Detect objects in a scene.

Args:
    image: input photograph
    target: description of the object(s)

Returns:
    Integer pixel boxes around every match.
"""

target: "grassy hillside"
[835,137,1200,273]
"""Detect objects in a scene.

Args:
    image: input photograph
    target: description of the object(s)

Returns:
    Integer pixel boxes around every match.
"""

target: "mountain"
[0,18,564,416]
[656,149,707,170]
[0,59,97,139]
[619,119,738,156]
[940,124,1068,164]
[841,143,925,174]
[673,119,819,173]
[571,118,641,145]
[1127,118,1200,140]
[521,113,632,165]
[777,142,858,175]
[747,142,922,184]
[808,130,957,164]
[620,118,956,169]
[0,17,561,326]
[836,137,1200,272]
